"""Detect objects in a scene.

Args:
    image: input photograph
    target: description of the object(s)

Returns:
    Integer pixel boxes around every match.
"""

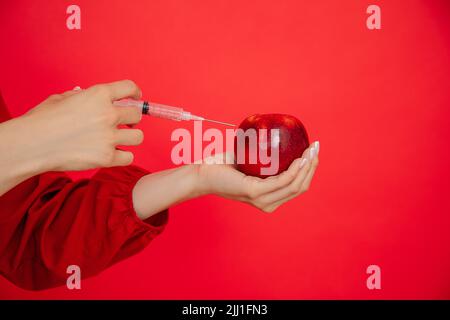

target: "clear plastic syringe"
[114,99,235,126]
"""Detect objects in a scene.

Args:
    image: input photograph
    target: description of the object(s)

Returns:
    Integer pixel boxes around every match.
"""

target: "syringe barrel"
[146,102,185,121]
[114,99,193,121]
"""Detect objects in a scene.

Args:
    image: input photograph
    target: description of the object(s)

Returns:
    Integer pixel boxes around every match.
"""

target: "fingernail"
[299,158,307,168]
[313,141,320,155]
[73,86,81,91]
[309,147,316,160]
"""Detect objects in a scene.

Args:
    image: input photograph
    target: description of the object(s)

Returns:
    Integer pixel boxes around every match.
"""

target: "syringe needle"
[202,118,236,127]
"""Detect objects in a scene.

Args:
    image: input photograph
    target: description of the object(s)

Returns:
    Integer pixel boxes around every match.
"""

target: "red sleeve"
[0,92,169,290]
[0,166,168,290]
[0,91,11,122]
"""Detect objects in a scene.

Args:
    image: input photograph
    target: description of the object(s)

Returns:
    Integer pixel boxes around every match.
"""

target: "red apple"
[234,114,309,178]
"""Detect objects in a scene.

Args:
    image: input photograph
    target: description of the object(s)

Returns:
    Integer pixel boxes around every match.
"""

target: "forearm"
[132,164,203,220]
[0,116,49,196]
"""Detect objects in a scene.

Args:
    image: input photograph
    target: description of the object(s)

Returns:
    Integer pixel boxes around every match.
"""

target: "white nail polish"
[299,158,307,168]
[314,141,320,155]
[309,148,316,160]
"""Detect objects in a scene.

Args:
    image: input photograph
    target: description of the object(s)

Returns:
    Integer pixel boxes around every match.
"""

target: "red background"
[1,0,450,299]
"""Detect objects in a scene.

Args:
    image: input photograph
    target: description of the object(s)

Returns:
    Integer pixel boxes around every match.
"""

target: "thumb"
[59,86,83,98]
[194,152,235,165]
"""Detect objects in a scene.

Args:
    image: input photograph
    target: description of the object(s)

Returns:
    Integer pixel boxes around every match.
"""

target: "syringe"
[114,99,235,126]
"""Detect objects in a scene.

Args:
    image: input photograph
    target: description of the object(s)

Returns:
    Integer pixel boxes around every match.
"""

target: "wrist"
[4,115,52,176]
[132,164,207,220]
[191,163,215,197]
[0,117,47,195]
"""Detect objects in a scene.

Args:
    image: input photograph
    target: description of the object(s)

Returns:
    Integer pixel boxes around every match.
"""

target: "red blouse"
[0,93,168,290]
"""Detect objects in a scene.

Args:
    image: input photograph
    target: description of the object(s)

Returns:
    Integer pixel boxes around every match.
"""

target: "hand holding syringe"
[114,99,235,127]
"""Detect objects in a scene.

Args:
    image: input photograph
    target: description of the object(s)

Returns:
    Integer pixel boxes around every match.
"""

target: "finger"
[116,106,142,125]
[299,141,320,192]
[105,80,142,101]
[258,157,312,204]
[297,142,316,162]
[266,162,318,212]
[300,153,319,192]
[60,88,83,98]
[249,157,304,196]
[254,142,314,193]
[264,145,320,210]
[195,152,235,165]
[258,141,319,203]
[109,150,134,166]
[115,129,144,146]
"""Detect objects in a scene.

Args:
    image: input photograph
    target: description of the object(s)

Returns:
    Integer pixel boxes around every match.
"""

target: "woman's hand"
[196,141,320,213]
[0,80,144,196]
[23,80,144,171]
[131,142,319,220]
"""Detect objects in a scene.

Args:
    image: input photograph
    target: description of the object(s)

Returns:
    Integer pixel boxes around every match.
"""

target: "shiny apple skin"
[234,114,309,178]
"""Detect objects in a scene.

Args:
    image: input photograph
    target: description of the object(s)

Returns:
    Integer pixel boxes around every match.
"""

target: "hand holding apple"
[196,139,319,213]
